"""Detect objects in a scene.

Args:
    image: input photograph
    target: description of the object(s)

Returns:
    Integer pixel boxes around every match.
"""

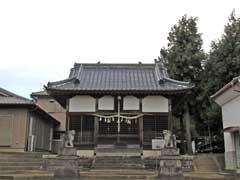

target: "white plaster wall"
[123,96,139,110]
[222,95,240,129]
[69,95,96,112]
[98,96,114,110]
[224,132,235,152]
[142,96,168,112]
[224,132,237,169]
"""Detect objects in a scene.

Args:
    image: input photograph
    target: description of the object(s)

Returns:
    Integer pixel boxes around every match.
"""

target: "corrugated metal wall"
[31,113,52,151]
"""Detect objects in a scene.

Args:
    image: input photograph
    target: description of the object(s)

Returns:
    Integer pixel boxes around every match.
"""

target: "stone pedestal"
[158,147,184,180]
[60,147,77,156]
[52,148,80,180]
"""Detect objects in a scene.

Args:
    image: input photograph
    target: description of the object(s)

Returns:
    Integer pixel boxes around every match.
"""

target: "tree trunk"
[185,104,192,155]
[180,114,186,154]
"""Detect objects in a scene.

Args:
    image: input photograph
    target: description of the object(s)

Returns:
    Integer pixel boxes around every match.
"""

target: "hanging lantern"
[99,117,102,121]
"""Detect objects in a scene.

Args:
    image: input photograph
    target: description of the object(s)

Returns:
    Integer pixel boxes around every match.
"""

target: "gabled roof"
[211,76,240,100]
[211,76,240,106]
[46,61,192,94]
[0,87,33,105]
[0,87,59,125]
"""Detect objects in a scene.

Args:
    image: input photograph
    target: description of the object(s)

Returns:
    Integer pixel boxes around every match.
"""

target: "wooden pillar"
[185,104,192,155]
[66,98,70,131]
[139,117,143,147]
[94,116,99,146]
[66,113,70,131]
[180,114,186,154]
[168,98,173,132]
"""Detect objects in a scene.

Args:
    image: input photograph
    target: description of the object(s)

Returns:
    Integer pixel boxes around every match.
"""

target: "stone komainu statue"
[64,130,76,147]
[163,130,176,148]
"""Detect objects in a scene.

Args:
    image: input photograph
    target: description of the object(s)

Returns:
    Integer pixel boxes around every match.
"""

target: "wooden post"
[139,117,143,147]
[66,99,70,131]
[168,98,173,132]
[180,114,186,154]
[66,112,70,131]
[94,116,99,146]
[185,104,192,155]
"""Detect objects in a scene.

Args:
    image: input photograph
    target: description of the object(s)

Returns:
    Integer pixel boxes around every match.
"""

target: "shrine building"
[45,61,192,152]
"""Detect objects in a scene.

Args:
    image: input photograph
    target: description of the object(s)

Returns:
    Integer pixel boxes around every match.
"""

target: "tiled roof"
[31,90,48,97]
[0,87,33,105]
[46,61,192,93]
[0,87,59,125]
[0,96,33,105]
[211,76,240,100]
[0,87,29,99]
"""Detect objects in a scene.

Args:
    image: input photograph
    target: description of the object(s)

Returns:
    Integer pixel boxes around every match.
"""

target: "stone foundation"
[225,151,237,170]
[158,148,182,177]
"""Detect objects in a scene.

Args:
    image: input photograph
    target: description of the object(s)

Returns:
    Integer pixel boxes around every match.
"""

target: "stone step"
[0,162,43,166]
[194,155,219,173]
[93,160,143,164]
[94,158,142,161]
[0,176,13,180]
[0,153,44,158]
[93,156,144,169]
[0,158,43,163]
[94,156,141,160]
[88,169,156,175]
[0,156,43,160]
[93,161,143,164]
[94,158,143,163]
[0,174,53,180]
[81,174,157,180]
[0,170,51,175]
[93,165,144,169]
[0,166,42,171]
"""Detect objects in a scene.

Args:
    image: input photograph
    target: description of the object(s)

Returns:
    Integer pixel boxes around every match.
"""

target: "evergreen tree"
[205,10,240,95]
[203,10,240,138]
[159,15,206,153]
[161,15,205,83]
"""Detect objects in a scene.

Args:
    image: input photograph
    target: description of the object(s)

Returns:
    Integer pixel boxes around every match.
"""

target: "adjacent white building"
[211,76,240,171]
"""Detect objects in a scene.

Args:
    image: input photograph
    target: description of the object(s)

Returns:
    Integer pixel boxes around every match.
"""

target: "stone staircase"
[80,169,157,180]
[194,154,219,173]
[82,145,159,179]
[92,156,145,169]
[0,152,53,180]
[84,155,157,180]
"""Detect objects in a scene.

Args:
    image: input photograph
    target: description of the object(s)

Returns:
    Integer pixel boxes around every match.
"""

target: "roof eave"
[211,76,240,100]
[33,105,60,126]
[46,87,192,95]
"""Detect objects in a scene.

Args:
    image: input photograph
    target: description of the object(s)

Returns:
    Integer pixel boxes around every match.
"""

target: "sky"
[0,0,239,98]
